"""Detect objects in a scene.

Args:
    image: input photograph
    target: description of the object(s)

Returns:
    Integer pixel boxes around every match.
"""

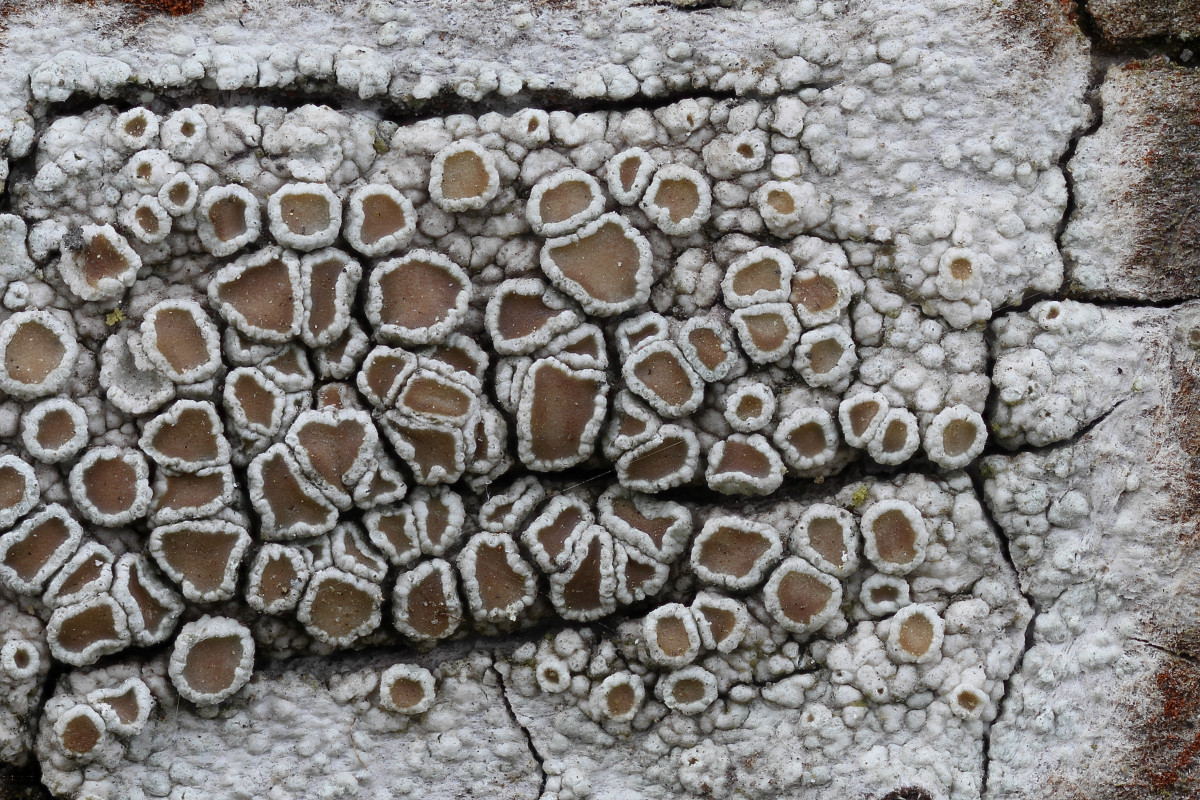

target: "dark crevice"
[1072,0,1105,56]
[986,287,1062,320]
[251,605,588,675]
[491,660,548,796]
[1130,636,1200,668]
[968,459,1037,800]
[30,79,831,134]
[990,273,1200,318]
[0,149,36,217]
[1063,294,1200,310]
[0,761,52,800]
[1057,0,1106,302]
[995,291,1200,318]
[1056,393,1128,443]
[984,397,1127,462]
[631,0,734,10]
[1075,0,1200,64]
[0,656,67,800]
[975,285,1039,797]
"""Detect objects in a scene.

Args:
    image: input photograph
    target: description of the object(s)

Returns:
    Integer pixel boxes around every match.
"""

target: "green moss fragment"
[848,485,869,508]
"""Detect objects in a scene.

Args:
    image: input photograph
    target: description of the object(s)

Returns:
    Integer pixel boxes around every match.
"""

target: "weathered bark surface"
[1088,0,1200,43]
[1064,63,1200,302]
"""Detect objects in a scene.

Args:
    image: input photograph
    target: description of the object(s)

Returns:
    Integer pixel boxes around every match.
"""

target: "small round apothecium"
[168,616,256,705]
[379,664,437,714]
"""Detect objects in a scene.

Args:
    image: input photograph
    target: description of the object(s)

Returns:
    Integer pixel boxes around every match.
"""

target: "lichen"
[0,0,1095,795]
